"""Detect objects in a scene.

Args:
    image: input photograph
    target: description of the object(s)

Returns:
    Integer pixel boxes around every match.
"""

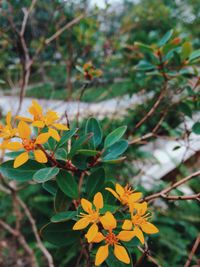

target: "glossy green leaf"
[181,42,192,61]
[40,221,80,246]
[68,134,91,158]
[33,167,60,183]
[42,181,57,196]
[58,128,78,147]
[0,160,45,182]
[103,140,128,160]
[51,211,77,223]
[192,122,200,135]
[54,188,70,212]
[136,60,155,71]
[55,148,68,161]
[101,157,126,164]
[86,168,105,198]
[158,29,173,47]
[189,49,200,62]
[85,117,102,148]
[56,170,78,199]
[76,149,99,156]
[104,126,127,147]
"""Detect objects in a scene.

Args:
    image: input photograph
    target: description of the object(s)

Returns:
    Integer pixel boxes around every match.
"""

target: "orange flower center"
[132,213,151,227]
[22,139,36,151]
[87,210,99,223]
[105,231,118,245]
[120,185,134,204]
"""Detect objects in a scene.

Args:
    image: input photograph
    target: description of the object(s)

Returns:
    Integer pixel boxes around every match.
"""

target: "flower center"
[120,186,133,204]
[105,231,118,245]
[23,139,35,151]
[87,210,99,223]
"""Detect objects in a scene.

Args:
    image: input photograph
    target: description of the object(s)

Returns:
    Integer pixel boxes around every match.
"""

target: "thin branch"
[144,170,200,202]
[184,234,200,267]
[16,196,55,267]
[0,219,38,267]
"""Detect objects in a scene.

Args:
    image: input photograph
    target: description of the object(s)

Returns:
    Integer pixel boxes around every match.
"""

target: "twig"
[184,234,200,267]
[0,219,38,267]
[144,170,200,202]
[16,196,55,267]
[137,246,162,267]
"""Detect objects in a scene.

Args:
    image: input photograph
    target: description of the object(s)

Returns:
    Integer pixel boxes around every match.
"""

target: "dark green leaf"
[85,117,102,148]
[104,126,127,147]
[33,167,60,183]
[55,148,68,161]
[51,211,77,223]
[103,140,128,160]
[54,188,70,212]
[189,49,200,62]
[56,170,78,199]
[58,128,78,147]
[40,221,80,246]
[42,181,57,196]
[0,160,45,182]
[68,134,91,158]
[86,168,105,198]
[179,103,192,118]
[158,29,173,47]
[136,60,155,71]
[192,122,200,135]
[76,149,99,156]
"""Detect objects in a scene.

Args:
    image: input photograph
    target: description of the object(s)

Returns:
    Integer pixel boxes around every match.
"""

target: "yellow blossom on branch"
[5,121,49,168]
[122,202,159,244]
[106,183,142,206]
[0,112,17,149]
[16,100,69,141]
[73,192,104,242]
[91,211,134,266]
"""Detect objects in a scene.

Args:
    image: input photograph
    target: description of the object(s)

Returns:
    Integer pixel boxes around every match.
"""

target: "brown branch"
[144,170,200,202]
[184,234,200,267]
[16,196,55,267]
[137,246,162,267]
[0,219,38,267]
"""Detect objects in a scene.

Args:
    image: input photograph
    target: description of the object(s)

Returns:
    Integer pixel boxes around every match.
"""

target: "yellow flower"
[122,202,159,244]
[73,192,104,242]
[91,211,134,266]
[106,183,142,206]
[0,112,17,150]
[16,100,69,141]
[5,121,49,168]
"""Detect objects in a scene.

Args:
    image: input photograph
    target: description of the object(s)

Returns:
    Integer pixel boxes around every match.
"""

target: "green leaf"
[56,170,78,199]
[86,168,105,198]
[101,157,126,164]
[68,134,91,158]
[76,149,99,156]
[192,122,200,135]
[0,160,45,182]
[189,49,200,62]
[104,126,127,147]
[33,167,60,183]
[181,42,192,61]
[102,140,128,160]
[75,65,85,74]
[40,221,80,246]
[85,117,102,148]
[179,102,192,118]
[55,148,68,161]
[42,181,57,196]
[158,29,174,47]
[58,128,78,147]
[134,42,154,53]
[54,188,70,212]
[136,60,155,71]
[51,211,77,223]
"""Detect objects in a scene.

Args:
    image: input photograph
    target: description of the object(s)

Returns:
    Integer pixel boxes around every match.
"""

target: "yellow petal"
[35,133,49,144]
[73,217,90,230]
[114,244,130,264]
[122,219,133,230]
[93,192,103,210]
[117,230,135,242]
[52,123,69,130]
[6,142,23,151]
[92,232,106,243]
[141,222,159,234]
[129,192,142,202]
[115,183,125,197]
[32,120,45,128]
[85,223,98,243]
[137,202,148,215]
[34,150,47,163]
[29,100,43,117]
[6,112,12,126]
[133,227,144,244]
[15,116,33,123]
[48,128,60,141]
[81,198,92,214]
[95,245,109,266]
[105,187,120,201]
[100,211,116,230]
[14,152,29,168]
[18,121,31,139]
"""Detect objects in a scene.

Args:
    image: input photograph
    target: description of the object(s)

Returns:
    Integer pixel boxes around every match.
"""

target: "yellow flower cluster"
[73,183,159,266]
[0,101,69,168]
